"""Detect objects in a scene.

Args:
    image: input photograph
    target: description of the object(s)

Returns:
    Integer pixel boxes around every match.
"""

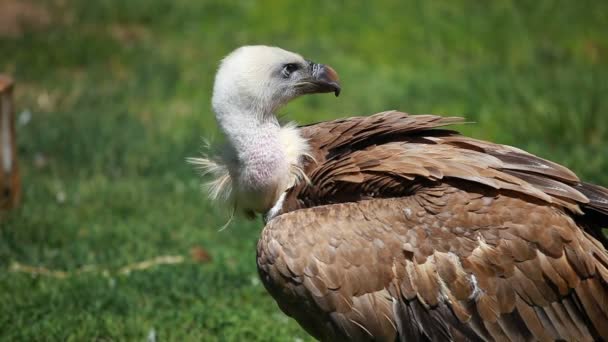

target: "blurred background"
[0,0,606,340]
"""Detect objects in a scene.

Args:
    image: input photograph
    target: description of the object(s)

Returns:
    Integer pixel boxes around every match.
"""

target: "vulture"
[191,45,608,341]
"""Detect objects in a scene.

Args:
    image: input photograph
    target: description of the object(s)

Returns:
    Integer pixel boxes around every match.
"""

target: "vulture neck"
[215,104,294,212]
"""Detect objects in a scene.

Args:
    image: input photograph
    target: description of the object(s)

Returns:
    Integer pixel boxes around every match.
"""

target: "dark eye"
[282,63,299,77]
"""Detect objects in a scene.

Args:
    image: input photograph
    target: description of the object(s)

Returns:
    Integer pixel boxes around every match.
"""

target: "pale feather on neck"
[189,121,309,216]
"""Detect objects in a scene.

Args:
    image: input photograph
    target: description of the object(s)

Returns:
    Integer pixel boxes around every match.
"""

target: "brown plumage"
[195,46,608,341]
[256,111,608,341]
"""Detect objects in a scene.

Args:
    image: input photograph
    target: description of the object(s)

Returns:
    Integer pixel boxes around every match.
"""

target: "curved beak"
[300,62,341,97]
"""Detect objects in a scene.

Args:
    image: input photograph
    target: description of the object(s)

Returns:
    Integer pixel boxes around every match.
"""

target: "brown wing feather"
[300,111,465,161]
[258,186,608,341]
[287,111,608,246]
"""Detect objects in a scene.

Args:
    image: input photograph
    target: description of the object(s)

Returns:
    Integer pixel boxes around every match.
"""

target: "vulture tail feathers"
[576,182,608,215]
[574,182,608,247]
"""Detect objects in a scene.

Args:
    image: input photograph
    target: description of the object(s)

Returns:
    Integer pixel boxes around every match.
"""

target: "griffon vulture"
[191,46,608,341]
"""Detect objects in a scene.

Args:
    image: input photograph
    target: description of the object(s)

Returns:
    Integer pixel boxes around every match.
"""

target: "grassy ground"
[1,0,607,340]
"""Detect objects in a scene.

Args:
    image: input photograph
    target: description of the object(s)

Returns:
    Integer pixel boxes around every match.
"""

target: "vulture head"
[212,45,340,118]
[197,46,341,215]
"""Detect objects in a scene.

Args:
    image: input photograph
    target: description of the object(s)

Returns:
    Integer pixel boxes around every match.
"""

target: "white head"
[197,46,341,216]
[212,45,340,120]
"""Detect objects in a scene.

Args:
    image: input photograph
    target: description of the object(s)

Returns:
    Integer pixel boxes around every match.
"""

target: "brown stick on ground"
[0,75,20,210]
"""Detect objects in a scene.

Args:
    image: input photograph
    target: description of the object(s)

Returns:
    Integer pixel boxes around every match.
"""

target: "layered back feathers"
[279,111,608,245]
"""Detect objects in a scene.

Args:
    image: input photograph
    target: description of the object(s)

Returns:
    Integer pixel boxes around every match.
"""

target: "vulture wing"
[258,111,608,341]
[281,111,608,247]
[258,191,608,341]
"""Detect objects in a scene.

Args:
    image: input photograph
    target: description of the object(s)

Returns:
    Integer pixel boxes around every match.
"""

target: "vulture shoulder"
[257,111,608,341]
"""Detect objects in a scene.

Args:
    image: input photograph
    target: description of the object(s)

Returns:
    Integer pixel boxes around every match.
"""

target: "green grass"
[1,0,607,340]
